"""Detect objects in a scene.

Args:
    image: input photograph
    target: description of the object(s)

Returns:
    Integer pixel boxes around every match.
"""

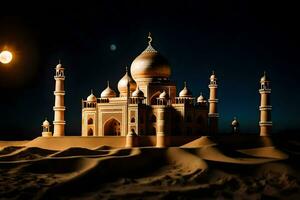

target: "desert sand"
[0,136,299,200]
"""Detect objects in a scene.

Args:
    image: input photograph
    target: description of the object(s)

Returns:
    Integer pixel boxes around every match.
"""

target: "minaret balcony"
[208,99,218,103]
[259,89,271,93]
[259,121,272,126]
[53,106,66,111]
[54,76,65,80]
[209,83,218,87]
[54,91,65,95]
[259,105,272,110]
[208,113,219,118]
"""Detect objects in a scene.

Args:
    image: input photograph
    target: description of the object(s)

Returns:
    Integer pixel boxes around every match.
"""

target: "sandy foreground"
[0,136,299,200]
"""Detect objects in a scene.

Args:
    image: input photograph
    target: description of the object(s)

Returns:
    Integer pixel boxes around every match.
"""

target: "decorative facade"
[81,34,219,137]
[41,34,273,139]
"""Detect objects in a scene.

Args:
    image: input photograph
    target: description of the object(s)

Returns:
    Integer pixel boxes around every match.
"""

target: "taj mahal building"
[81,35,219,137]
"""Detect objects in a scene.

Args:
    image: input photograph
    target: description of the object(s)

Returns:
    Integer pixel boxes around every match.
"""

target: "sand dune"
[0,140,28,148]
[93,145,114,151]
[0,146,24,155]
[193,146,277,164]
[0,147,57,161]
[238,146,289,159]
[181,136,216,148]
[50,147,110,157]
[0,136,299,199]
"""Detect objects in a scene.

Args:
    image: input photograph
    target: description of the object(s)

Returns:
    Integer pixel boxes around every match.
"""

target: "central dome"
[130,35,171,83]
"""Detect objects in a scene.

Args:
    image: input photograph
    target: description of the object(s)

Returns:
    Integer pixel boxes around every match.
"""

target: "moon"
[0,50,13,64]
[110,44,117,51]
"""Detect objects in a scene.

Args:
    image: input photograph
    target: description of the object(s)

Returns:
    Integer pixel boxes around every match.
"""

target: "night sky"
[0,1,299,139]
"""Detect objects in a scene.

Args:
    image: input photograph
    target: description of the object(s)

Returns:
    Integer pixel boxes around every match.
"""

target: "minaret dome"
[179,82,193,98]
[87,90,97,102]
[101,81,117,98]
[132,87,144,97]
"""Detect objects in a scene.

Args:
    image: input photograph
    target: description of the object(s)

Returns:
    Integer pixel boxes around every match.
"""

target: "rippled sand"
[0,136,299,200]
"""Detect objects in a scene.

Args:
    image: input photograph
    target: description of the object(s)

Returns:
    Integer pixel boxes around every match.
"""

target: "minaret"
[156,91,170,147]
[53,61,66,136]
[259,72,272,136]
[231,117,239,134]
[208,71,219,134]
[41,118,52,137]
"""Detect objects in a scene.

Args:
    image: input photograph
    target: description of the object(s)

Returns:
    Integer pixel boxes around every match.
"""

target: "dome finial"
[212,70,215,75]
[107,80,110,87]
[91,89,93,94]
[56,60,62,69]
[125,66,128,73]
[148,32,152,45]
[184,81,187,88]
[260,71,269,83]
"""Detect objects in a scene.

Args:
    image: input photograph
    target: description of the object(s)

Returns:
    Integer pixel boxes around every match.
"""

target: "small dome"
[101,81,116,98]
[260,72,268,83]
[197,93,206,103]
[117,68,137,96]
[210,71,217,81]
[132,87,144,97]
[56,63,62,69]
[87,91,97,102]
[130,34,171,83]
[42,119,50,127]
[159,90,169,99]
[179,82,192,98]
[232,118,239,126]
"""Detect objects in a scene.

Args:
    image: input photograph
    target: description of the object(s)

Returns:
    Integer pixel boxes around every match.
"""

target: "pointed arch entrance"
[104,118,121,136]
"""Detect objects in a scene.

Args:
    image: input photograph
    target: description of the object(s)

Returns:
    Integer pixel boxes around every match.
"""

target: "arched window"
[131,117,135,123]
[88,128,93,136]
[88,118,93,125]
[104,118,121,136]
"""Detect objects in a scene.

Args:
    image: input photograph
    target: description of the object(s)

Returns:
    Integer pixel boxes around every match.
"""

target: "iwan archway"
[104,118,121,136]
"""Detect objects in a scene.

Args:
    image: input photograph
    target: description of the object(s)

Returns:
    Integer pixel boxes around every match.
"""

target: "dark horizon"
[0,1,300,140]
